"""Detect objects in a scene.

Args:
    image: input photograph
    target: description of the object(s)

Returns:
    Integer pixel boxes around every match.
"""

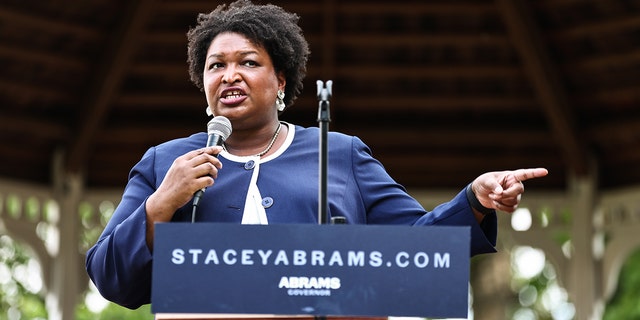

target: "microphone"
[191,116,232,221]
[203,116,232,153]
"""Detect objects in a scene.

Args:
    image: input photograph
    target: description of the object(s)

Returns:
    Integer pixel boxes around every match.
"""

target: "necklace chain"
[223,123,282,157]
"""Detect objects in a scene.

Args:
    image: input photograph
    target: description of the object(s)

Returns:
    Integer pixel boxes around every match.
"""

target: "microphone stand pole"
[316,80,332,225]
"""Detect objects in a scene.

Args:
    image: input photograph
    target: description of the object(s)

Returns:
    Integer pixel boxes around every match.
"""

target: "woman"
[85,0,547,309]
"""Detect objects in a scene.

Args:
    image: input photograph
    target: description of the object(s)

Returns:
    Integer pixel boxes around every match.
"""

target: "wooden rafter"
[321,0,337,80]
[64,0,156,173]
[129,63,524,79]
[554,15,640,39]
[496,0,589,175]
[0,7,99,39]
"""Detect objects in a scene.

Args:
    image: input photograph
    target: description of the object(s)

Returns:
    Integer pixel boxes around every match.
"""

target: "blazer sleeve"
[85,147,158,309]
[350,136,497,255]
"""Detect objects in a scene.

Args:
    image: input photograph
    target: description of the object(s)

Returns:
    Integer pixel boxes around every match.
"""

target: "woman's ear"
[277,72,286,92]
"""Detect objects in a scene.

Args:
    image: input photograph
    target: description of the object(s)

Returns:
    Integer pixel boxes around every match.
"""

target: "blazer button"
[244,160,255,170]
[261,197,274,208]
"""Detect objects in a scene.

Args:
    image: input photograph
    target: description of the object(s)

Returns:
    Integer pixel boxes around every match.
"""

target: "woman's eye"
[243,60,257,67]
[208,62,223,70]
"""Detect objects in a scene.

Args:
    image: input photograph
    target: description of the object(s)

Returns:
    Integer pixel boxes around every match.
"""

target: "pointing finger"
[513,168,548,182]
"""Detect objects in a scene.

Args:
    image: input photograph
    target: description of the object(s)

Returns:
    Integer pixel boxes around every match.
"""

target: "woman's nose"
[221,65,241,83]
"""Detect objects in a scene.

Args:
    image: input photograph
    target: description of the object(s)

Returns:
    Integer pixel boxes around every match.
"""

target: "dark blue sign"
[152,223,470,318]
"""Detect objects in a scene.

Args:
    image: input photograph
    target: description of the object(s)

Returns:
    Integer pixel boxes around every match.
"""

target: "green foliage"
[16,294,47,319]
[603,249,640,319]
[508,246,576,320]
[76,302,154,320]
[0,235,47,320]
[510,264,556,320]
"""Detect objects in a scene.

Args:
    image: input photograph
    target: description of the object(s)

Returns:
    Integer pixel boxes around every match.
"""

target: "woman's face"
[203,32,285,128]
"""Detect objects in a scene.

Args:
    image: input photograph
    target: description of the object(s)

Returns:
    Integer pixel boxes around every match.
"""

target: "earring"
[276,90,286,111]
[205,106,213,116]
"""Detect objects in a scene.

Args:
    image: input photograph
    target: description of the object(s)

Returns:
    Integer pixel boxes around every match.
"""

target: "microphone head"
[207,116,232,140]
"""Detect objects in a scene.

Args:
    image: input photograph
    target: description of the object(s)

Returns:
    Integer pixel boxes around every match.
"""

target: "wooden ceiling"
[1,0,639,192]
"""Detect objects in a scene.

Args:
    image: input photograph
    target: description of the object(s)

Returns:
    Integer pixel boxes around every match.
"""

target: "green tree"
[603,248,640,319]
[76,303,153,320]
[0,235,47,320]
[0,232,156,319]
[509,246,575,320]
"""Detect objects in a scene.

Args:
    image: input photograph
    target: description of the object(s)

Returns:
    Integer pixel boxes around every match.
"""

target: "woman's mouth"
[220,89,247,105]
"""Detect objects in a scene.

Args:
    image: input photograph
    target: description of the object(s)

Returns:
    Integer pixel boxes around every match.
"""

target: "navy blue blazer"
[86,124,497,309]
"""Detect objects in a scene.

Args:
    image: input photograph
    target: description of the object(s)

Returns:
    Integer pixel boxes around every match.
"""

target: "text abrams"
[279,276,341,290]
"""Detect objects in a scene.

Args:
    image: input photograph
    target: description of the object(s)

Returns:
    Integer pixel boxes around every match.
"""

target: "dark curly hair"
[186,0,310,110]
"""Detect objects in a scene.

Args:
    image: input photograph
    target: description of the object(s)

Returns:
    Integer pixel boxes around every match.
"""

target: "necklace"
[224,123,282,157]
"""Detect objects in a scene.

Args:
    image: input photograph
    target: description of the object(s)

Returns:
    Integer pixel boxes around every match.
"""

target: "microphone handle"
[191,133,225,220]
[205,134,224,149]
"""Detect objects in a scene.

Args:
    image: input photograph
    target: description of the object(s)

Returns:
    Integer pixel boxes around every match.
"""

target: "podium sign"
[152,223,470,318]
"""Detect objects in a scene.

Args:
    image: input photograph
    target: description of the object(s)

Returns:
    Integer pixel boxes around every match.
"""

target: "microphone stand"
[316,81,341,320]
[316,80,332,225]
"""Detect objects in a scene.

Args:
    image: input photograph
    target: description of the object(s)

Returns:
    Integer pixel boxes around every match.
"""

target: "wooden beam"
[332,34,510,47]
[330,65,523,79]
[321,0,336,80]
[154,1,325,15]
[553,15,640,40]
[117,93,204,108]
[577,86,639,106]
[337,3,496,15]
[144,31,511,47]
[568,48,640,72]
[380,153,554,171]
[130,63,523,80]
[0,115,69,139]
[116,92,534,111]
[336,96,534,111]
[0,7,99,39]
[0,79,70,103]
[155,2,496,15]
[589,118,640,146]
[496,0,589,175]
[0,45,85,70]
[65,0,156,173]
[351,128,551,149]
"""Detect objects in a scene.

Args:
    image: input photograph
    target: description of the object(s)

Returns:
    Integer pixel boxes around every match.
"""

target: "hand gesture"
[471,168,548,213]
[147,146,223,220]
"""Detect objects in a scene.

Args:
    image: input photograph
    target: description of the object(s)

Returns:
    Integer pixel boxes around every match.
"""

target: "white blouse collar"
[220,122,294,163]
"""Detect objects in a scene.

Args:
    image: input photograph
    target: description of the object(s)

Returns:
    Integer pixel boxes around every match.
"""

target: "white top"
[219,122,295,225]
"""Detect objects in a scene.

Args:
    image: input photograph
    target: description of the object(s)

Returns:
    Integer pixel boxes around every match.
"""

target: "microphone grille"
[207,116,232,140]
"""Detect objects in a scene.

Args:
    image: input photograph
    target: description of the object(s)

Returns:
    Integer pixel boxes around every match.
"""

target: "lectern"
[151,223,470,319]
[156,315,384,319]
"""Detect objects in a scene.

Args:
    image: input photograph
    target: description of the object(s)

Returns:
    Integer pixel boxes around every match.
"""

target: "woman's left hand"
[471,168,549,213]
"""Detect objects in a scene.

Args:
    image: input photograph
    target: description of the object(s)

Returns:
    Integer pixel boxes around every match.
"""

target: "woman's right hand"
[145,146,223,225]
[146,146,223,221]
